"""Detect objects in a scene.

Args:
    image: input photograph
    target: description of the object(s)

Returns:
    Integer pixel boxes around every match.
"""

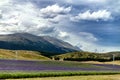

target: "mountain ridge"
[0,33,81,55]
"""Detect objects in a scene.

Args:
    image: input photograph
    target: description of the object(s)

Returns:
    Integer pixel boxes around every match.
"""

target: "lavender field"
[0,59,120,79]
[0,59,120,71]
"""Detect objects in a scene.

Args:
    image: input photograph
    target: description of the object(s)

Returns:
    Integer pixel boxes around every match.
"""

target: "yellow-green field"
[7,75,120,80]
[81,61,120,65]
[0,49,50,60]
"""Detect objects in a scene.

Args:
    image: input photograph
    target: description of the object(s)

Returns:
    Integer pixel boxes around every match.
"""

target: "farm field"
[0,59,120,79]
[81,61,120,65]
[7,75,120,80]
[0,59,120,71]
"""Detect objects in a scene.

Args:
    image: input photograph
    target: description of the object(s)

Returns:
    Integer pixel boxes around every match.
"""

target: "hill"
[105,51,120,60]
[0,49,50,60]
[0,33,80,55]
[53,51,120,62]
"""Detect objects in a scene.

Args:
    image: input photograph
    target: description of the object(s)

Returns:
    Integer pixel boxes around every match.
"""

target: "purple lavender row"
[0,59,120,71]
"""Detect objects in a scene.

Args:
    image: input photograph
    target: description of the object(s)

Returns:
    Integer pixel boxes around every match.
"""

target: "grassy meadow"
[0,49,50,60]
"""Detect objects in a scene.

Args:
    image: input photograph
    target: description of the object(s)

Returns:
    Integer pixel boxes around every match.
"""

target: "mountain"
[0,33,80,55]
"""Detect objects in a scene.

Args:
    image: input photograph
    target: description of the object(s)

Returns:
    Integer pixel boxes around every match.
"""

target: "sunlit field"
[7,75,120,80]
[81,61,120,65]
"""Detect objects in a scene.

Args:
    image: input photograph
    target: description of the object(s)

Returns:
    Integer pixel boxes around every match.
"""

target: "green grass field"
[0,71,120,79]
[7,75,120,80]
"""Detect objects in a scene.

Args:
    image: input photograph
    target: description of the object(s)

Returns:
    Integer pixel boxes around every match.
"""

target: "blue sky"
[0,0,120,52]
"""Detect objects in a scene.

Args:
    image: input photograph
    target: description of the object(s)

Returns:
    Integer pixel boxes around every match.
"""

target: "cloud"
[0,10,2,18]
[59,0,107,5]
[58,32,99,52]
[53,31,99,52]
[55,31,120,53]
[0,0,10,6]
[40,4,71,18]
[0,0,120,52]
[58,31,69,38]
[79,32,98,42]
[71,10,112,21]
[77,42,120,53]
[0,1,72,38]
[86,0,106,3]
[57,31,120,53]
[0,1,58,35]
[106,0,120,16]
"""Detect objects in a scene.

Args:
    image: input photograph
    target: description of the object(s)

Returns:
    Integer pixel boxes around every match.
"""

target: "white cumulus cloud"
[0,1,56,34]
[0,0,10,6]
[40,4,71,18]
[71,10,112,21]
[0,1,72,37]
[58,31,69,38]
